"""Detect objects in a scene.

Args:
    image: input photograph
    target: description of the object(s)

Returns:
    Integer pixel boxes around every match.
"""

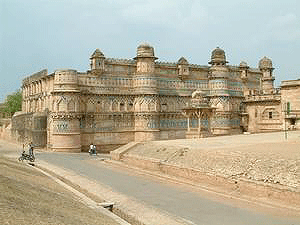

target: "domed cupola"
[258,56,273,70]
[209,47,228,65]
[134,43,158,59]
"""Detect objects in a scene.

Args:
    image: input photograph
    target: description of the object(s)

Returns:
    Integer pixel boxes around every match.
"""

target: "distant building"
[11,44,299,152]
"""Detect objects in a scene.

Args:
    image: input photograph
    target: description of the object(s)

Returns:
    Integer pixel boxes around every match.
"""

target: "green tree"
[1,90,22,117]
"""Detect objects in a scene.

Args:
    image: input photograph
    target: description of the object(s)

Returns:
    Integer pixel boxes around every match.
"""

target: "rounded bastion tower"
[208,47,241,135]
[134,43,158,94]
[50,69,81,152]
[259,56,274,95]
[133,43,160,142]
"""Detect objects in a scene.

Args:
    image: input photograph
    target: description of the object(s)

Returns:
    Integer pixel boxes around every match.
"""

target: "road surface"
[36,152,300,225]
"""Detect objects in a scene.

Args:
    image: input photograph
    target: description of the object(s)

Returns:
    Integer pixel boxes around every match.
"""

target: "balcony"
[244,94,281,102]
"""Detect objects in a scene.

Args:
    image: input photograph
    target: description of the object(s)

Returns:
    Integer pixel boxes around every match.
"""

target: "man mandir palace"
[11,44,300,152]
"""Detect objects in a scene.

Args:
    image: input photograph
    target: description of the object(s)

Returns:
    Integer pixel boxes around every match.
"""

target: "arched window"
[57,100,67,112]
[87,98,95,112]
[68,100,75,112]
[161,103,167,112]
[128,102,134,111]
[120,102,125,111]
[262,108,279,120]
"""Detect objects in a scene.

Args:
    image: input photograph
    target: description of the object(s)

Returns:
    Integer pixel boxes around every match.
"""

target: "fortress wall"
[18,45,282,152]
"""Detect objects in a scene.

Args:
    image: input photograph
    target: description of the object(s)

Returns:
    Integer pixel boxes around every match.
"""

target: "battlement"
[22,69,48,86]
[105,58,136,65]
[281,79,300,87]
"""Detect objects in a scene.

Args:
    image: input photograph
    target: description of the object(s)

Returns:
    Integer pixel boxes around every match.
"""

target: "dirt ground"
[126,131,300,191]
[0,156,119,225]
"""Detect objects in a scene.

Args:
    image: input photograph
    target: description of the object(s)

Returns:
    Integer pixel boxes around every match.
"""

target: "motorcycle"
[89,145,97,156]
[18,151,35,162]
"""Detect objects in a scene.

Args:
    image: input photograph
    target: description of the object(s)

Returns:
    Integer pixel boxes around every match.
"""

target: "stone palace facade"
[12,44,300,152]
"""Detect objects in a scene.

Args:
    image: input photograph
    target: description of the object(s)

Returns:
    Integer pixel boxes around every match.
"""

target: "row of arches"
[51,96,189,113]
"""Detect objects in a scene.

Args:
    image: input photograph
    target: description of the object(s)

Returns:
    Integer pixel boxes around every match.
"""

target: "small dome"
[178,57,188,65]
[209,47,227,65]
[258,56,272,69]
[90,48,104,59]
[135,43,157,59]
[239,61,248,68]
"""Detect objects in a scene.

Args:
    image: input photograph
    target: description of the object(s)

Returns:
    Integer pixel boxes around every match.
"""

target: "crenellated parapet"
[105,58,136,65]
[22,69,48,86]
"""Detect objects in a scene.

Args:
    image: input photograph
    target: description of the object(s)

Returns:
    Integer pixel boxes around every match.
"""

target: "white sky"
[1,0,300,101]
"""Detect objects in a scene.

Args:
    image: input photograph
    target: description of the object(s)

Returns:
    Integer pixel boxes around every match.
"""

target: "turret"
[208,47,229,80]
[51,69,81,152]
[90,48,105,76]
[133,43,160,142]
[208,47,241,135]
[134,43,157,74]
[209,47,228,66]
[133,43,158,95]
[177,57,189,80]
[258,56,274,95]
[239,61,250,96]
[208,47,229,92]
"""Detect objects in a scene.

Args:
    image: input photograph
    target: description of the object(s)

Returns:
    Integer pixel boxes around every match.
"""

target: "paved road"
[36,152,300,225]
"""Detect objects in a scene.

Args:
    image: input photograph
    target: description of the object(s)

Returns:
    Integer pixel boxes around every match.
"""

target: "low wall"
[110,142,141,160]
[120,154,300,210]
[11,111,47,147]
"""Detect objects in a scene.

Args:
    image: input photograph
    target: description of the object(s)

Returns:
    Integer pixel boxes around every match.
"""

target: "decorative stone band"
[50,112,83,119]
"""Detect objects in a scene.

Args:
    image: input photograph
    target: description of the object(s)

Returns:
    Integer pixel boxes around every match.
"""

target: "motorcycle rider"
[89,143,96,155]
[28,142,34,157]
[18,142,35,162]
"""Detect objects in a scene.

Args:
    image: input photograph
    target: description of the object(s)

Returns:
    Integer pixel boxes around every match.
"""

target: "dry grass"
[0,157,118,225]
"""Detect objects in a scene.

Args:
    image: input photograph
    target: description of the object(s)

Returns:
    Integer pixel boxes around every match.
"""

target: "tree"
[1,90,22,117]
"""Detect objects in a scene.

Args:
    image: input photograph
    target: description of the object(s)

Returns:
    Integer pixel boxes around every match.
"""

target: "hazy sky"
[1,0,300,101]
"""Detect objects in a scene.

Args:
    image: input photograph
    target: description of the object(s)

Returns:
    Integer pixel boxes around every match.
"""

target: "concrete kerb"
[26,162,131,225]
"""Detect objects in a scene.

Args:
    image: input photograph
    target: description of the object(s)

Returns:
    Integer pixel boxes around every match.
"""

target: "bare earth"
[0,156,119,225]
[126,131,300,190]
